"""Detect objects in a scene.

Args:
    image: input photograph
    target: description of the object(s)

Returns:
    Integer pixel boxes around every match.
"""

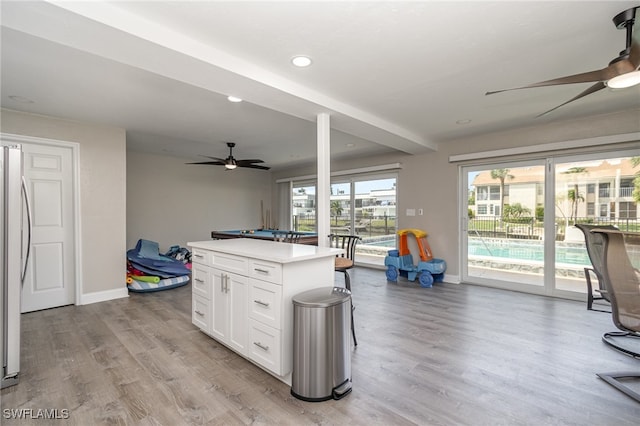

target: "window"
[477,187,488,201]
[291,183,316,231]
[489,186,501,200]
[289,173,397,267]
[463,153,639,300]
[620,179,634,198]
[599,204,608,217]
[619,202,637,219]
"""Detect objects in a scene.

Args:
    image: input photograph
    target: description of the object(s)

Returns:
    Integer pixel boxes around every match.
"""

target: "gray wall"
[272,109,640,279]
[1,108,127,298]
[126,150,272,251]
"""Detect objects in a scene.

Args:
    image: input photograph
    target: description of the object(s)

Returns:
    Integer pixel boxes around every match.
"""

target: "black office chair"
[575,224,617,312]
[591,228,640,402]
[328,234,361,346]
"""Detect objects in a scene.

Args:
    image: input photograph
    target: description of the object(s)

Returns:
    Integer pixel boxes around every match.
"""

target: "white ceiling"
[2,1,639,170]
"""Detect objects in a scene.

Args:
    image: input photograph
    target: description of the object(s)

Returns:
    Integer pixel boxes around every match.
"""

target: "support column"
[316,113,331,247]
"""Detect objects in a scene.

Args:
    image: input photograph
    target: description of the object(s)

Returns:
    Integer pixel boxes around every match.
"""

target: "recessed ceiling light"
[291,55,312,67]
[227,96,242,103]
[8,95,34,104]
[456,119,472,125]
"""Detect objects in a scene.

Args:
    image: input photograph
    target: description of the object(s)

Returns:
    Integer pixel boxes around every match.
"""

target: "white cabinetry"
[211,268,248,355]
[188,239,342,384]
[191,257,212,333]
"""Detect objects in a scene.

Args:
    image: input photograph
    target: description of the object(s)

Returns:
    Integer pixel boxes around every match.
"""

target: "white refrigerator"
[1,144,32,389]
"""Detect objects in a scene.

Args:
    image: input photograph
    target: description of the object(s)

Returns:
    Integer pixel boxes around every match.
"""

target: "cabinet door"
[211,268,229,342]
[228,273,248,355]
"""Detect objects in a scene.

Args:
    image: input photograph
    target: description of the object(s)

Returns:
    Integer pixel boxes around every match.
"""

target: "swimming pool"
[364,238,397,248]
[468,237,590,265]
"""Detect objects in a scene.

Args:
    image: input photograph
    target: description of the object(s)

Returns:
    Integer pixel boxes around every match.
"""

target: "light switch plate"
[406,208,415,216]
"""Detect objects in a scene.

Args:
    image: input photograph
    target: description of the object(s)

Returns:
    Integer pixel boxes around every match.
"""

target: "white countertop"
[188,239,343,264]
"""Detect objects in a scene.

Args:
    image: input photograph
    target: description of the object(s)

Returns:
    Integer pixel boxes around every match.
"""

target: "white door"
[21,143,75,313]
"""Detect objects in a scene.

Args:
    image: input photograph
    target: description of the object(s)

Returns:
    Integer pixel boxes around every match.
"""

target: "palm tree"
[567,188,585,224]
[490,169,513,218]
[632,157,640,204]
[330,200,343,225]
[563,167,586,224]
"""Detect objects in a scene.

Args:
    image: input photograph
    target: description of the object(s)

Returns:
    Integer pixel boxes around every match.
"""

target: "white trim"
[80,287,129,305]
[442,274,461,284]
[448,132,640,163]
[0,132,82,307]
[276,162,403,183]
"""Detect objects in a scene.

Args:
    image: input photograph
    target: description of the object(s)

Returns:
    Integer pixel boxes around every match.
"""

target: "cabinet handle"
[224,275,229,293]
[195,278,204,283]
[194,310,204,316]
[254,268,269,274]
[253,342,269,351]
[194,254,204,258]
[254,299,270,307]
[220,274,225,292]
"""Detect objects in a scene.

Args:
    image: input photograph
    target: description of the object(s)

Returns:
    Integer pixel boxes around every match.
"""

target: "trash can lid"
[292,287,351,308]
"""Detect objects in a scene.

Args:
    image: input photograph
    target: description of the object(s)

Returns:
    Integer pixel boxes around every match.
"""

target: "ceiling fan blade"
[536,81,607,117]
[486,68,610,96]
[200,155,227,162]
[239,164,271,170]
[186,161,225,166]
[236,159,265,166]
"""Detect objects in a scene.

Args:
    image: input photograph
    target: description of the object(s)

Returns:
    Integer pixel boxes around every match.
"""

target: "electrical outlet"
[418,208,424,215]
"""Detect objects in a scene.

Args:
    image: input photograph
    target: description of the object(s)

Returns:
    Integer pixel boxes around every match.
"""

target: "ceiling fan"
[486,6,640,117]
[187,142,270,170]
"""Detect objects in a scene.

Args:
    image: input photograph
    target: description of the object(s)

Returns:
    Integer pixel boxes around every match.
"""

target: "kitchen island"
[188,238,343,385]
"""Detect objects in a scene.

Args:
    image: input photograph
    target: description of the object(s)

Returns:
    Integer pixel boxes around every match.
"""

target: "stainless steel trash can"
[291,286,352,402]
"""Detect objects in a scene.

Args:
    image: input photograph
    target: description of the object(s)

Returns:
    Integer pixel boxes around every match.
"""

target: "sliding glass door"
[291,182,316,232]
[290,173,397,265]
[554,155,640,295]
[463,161,546,291]
[462,149,640,298]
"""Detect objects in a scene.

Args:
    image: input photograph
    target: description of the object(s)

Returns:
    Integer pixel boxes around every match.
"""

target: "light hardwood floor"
[2,267,639,425]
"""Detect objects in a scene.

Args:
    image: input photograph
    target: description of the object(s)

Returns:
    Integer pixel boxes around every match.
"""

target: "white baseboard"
[80,287,129,305]
[443,274,460,284]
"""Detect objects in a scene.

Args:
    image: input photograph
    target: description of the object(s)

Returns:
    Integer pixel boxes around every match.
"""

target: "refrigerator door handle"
[21,176,32,285]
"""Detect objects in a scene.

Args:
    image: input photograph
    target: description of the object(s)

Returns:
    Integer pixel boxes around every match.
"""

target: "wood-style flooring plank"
[2,266,640,425]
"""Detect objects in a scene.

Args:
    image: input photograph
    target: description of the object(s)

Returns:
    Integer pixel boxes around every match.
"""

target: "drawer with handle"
[248,319,282,375]
[249,279,282,329]
[249,259,282,284]
[191,248,211,266]
[192,294,211,332]
[191,264,212,299]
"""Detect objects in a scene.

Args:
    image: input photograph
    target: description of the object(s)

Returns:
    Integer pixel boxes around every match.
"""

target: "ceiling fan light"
[606,70,640,89]
[225,157,237,170]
